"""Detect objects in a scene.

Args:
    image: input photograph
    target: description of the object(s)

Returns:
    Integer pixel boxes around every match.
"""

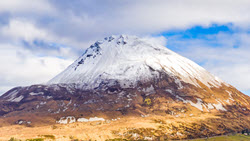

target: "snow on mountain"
[48,35,226,89]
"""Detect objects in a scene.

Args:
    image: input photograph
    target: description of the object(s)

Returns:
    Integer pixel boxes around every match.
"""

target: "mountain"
[0,35,249,140]
[48,35,224,89]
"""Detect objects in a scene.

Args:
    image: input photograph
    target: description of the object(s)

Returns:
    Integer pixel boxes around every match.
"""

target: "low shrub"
[8,137,21,141]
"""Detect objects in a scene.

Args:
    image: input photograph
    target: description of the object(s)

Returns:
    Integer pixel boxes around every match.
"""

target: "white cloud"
[1,0,250,43]
[2,19,48,42]
[11,0,247,46]
[1,0,249,50]
[125,0,250,31]
[0,43,73,94]
[0,0,54,14]
[142,36,167,46]
[0,19,87,58]
[56,0,250,36]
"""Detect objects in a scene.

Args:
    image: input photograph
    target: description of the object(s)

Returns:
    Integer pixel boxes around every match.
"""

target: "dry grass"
[0,113,248,141]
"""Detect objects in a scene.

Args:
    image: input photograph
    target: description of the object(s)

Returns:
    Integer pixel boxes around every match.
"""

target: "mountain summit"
[48,35,224,89]
[0,35,249,140]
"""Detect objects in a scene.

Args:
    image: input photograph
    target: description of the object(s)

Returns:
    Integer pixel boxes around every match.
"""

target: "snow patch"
[54,109,60,114]
[175,96,204,111]
[144,137,153,140]
[142,85,155,95]
[77,117,105,122]
[174,79,184,89]
[29,92,44,96]
[16,120,32,125]
[226,90,235,101]
[206,103,214,110]
[46,96,53,99]
[5,90,18,101]
[177,132,183,136]
[77,118,89,122]
[56,116,76,124]
[40,101,46,105]
[165,89,173,94]
[141,114,149,118]
[213,100,227,111]
[225,99,231,104]
[7,95,24,102]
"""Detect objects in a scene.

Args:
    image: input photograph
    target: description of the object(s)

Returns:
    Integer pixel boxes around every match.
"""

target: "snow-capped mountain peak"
[1,35,250,140]
[48,35,225,89]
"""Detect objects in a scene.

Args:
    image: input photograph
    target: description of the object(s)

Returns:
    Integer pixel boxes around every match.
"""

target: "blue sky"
[161,24,250,95]
[0,0,250,96]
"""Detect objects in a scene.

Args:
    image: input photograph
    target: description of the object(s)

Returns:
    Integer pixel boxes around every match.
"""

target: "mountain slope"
[48,35,224,89]
[0,35,249,140]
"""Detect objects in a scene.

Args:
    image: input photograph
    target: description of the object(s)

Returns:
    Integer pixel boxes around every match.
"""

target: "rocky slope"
[0,35,249,140]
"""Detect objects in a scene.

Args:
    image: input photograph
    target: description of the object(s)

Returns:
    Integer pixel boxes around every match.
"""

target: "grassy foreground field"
[5,134,250,141]
[186,134,250,141]
[1,113,249,141]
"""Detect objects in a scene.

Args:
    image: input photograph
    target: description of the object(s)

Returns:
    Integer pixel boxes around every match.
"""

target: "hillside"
[0,35,249,140]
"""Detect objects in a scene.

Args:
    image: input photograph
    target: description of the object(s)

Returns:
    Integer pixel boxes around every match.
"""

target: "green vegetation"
[10,134,55,141]
[25,138,44,141]
[69,135,74,139]
[186,134,250,141]
[153,119,166,124]
[106,139,130,141]
[144,97,152,105]
[9,137,44,141]
[8,134,250,141]
[51,125,58,130]
[8,137,21,141]
[39,135,55,140]
[69,135,83,141]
